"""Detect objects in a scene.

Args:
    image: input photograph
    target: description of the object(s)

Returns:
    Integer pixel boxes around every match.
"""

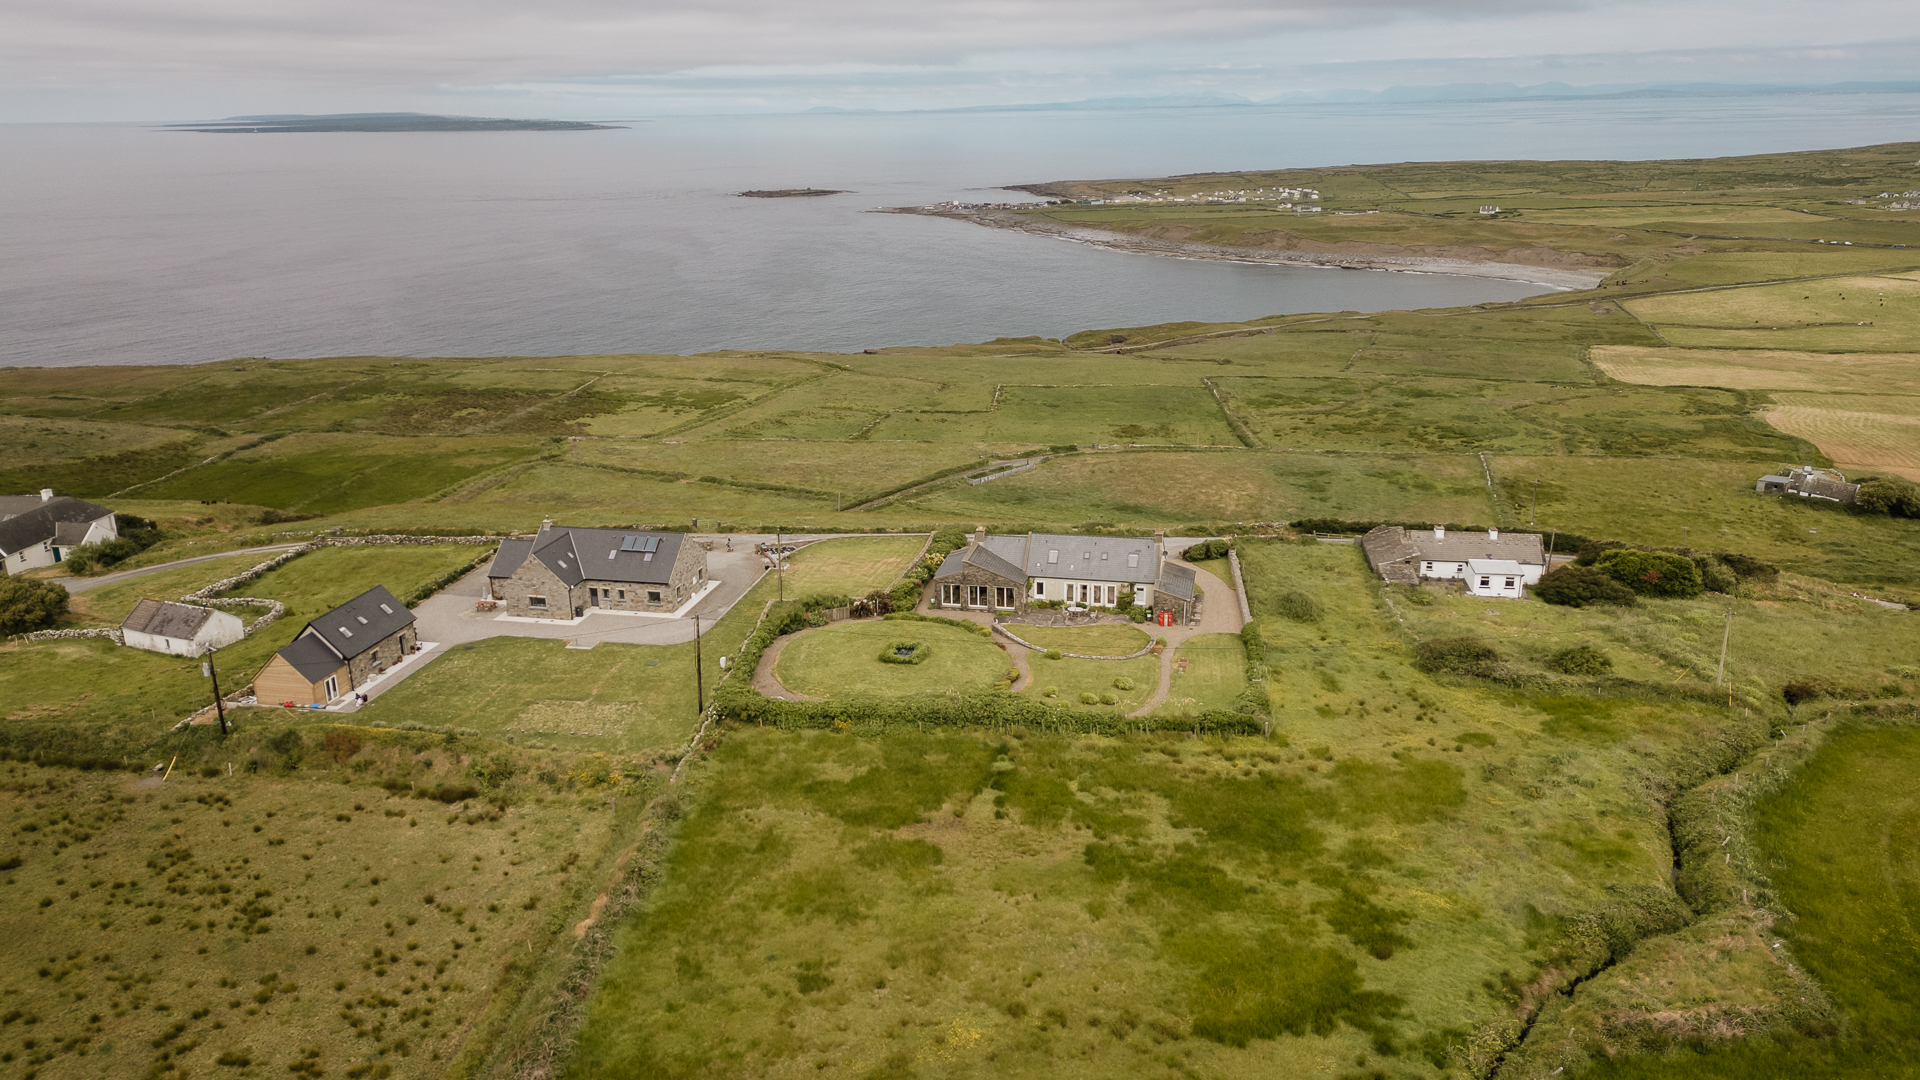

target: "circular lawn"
[774,620,1011,699]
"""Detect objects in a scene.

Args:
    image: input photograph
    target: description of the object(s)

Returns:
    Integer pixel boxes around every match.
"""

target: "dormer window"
[338,626,354,638]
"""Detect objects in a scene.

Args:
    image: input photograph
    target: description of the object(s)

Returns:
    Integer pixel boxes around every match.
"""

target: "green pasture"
[0,758,618,1080]
[566,438,988,507]
[772,621,1010,699]
[1624,273,1920,351]
[1494,454,1920,586]
[906,449,1492,527]
[1155,634,1249,718]
[777,535,925,597]
[137,433,542,514]
[1004,623,1151,655]
[1024,652,1160,710]
[67,552,273,626]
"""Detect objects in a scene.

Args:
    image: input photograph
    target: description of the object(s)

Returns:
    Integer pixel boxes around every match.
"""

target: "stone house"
[1755,465,1860,503]
[485,522,707,620]
[1361,525,1546,599]
[0,490,117,575]
[930,527,1189,613]
[120,599,245,656]
[253,585,417,706]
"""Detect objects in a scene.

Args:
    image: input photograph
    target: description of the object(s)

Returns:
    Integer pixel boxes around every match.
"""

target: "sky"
[5,0,1920,122]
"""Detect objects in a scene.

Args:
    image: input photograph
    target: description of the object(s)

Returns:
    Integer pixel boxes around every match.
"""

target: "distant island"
[163,112,625,133]
[738,189,848,198]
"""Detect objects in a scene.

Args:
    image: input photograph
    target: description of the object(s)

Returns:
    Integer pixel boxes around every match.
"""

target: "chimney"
[1488,528,1499,541]
[40,488,53,502]
[1433,525,1445,540]
[539,515,554,532]
[973,525,986,546]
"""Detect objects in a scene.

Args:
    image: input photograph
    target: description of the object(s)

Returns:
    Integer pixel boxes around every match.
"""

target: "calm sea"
[6,94,1920,367]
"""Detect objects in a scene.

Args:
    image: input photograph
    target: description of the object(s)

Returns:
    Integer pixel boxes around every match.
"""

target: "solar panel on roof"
[618,535,660,553]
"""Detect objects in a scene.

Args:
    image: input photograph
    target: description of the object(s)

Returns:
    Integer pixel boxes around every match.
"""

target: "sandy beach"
[881,206,1610,291]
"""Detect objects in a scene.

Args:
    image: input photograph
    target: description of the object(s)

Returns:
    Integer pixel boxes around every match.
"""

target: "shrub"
[1593,549,1704,599]
[321,731,362,764]
[1546,644,1614,676]
[1042,686,1059,697]
[1856,476,1920,517]
[1044,649,1063,661]
[1274,590,1322,623]
[1414,637,1502,677]
[0,577,69,634]
[1714,551,1778,582]
[1692,555,1738,595]
[878,640,929,665]
[1113,677,1135,691]
[1079,693,1100,705]
[1533,565,1637,608]
[1099,692,1119,706]
[1782,682,1823,711]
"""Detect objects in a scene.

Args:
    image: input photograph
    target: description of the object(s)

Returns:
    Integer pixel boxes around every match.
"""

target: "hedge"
[715,688,1264,737]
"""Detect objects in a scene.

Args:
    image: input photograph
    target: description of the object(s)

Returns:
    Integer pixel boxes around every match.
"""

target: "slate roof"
[277,634,349,682]
[1021,533,1161,584]
[1362,525,1544,578]
[0,496,114,556]
[486,538,534,579]
[1467,559,1529,576]
[517,526,686,587]
[52,521,94,546]
[933,543,1026,583]
[294,585,414,662]
[121,599,217,640]
[1156,561,1197,601]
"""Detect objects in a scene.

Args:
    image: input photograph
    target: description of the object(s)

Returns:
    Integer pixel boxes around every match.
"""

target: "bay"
[5,93,1920,367]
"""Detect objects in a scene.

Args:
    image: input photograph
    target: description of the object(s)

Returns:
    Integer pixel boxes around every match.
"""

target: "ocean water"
[5,93,1920,367]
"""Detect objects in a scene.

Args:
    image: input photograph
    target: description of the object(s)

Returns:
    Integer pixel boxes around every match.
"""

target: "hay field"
[1622,275,1920,351]
[1762,394,1920,480]
[1590,345,1920,394]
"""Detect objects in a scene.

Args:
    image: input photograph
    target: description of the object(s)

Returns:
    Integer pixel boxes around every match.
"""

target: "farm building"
[253,585,417,706]
[929,527,1190,613]
[120,599,244,656]
[486,521,708,620]
[0,490,117,575]
[1755,465,1860,503]
[1361,525,1546,599]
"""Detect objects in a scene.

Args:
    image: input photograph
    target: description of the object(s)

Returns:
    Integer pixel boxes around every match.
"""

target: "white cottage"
[120,599,246,656]
[0,491,117,575]
[1362,525,1547,599]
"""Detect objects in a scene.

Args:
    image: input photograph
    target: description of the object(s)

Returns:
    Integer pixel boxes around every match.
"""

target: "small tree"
[1546,644,1614,675]
[1274,590,1323,623]
[1533,565,1637,608]
[1593,549,1704,599]
[0,577,69,635]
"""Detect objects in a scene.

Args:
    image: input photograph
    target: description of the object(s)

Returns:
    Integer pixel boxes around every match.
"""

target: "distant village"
[923,186,1325,213]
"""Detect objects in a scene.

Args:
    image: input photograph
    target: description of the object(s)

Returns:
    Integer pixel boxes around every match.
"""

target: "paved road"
[50,543,308,595]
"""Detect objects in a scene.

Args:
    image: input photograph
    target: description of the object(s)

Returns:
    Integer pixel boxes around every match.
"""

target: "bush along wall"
[717,688,1264,737]
[1235,623,1269,716]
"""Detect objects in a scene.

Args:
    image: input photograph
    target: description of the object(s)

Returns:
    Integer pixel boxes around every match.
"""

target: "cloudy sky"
[5,0,1920,121]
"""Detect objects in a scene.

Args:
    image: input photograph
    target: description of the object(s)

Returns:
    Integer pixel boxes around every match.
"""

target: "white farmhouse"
[1362,525,1547,599]
[0,490,118,574]
[120,599,245,656]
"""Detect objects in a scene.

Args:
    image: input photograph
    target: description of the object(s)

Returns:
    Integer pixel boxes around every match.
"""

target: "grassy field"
[1154,634,1249,718]
[1623,274,1920,352]
[773,621,1011,699]
[777,536,926,597]
[0,755,620,1080]
[1589,346,1920,396]
[1761,394,1920,480]
[1004,623,1151,655]
[1021,652,1160,710]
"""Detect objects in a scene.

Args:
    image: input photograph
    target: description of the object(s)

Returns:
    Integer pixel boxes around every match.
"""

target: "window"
[1478,577,1491,588]
[324,675,338,700]
[1422,562,1432,572]
[648,591,662,604]
[1033,581,1045,597]
[643,552,653,562]
[1504,577,1516,589]
[1128,553,1139,568]
[356,615,368,625]
[338,626,354,638]
[617,590,625,600]
[379,603,393,614]
[1082,552,1092,561]
[529,595,547,609]
[1047,550,1059,565]
[995,587,1015,609]
[1100,552,1109,560]
[1107,585,1117,605]
[558,559,569,568]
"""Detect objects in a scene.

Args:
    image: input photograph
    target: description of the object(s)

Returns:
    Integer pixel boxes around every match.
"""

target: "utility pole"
[1716,606,1732,689]
[1531,480,1539,527]
[776,529,784,601]
[693,614,704,714]
[202,647,229,736]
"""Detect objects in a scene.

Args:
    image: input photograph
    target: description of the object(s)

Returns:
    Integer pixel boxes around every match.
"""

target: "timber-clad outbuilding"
[253,585,417,706]
[485,521,707,619]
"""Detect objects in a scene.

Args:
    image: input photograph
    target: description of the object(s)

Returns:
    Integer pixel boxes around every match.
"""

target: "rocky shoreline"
[879,206,1610,291]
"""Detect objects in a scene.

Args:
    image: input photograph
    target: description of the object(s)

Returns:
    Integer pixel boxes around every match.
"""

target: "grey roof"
[1756,475,1793,485]
[52,521,94,546]
[0,496,113,556]
[1021,533,1161,584]
[277,634,349,682]
[0,495,50,517]
[295,585,414,662]
[1156,561,1197,601]
[1362,525,1544,574]
[933,542,1027,584]
[487,538,534,578]
[529,526,686,586]
[121,599,216,640]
